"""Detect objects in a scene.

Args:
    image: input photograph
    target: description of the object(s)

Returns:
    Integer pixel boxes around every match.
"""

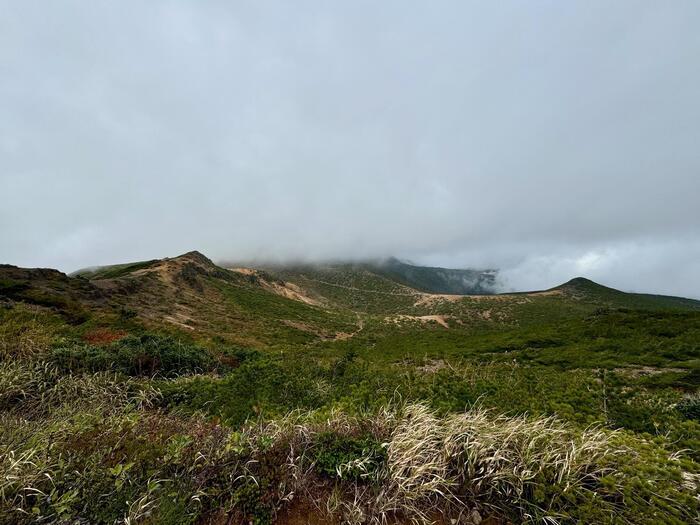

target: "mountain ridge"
[5,251,699,338]
[49,250,700,308]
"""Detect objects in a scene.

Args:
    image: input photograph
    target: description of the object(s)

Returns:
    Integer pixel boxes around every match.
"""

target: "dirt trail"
[334,314,365,340]
[300,277,419,296]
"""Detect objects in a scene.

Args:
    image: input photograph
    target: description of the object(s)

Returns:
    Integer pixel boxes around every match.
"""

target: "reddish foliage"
[82,327,127,345]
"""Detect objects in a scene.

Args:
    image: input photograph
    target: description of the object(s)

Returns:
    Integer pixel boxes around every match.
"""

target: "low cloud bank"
[410,238,700,299]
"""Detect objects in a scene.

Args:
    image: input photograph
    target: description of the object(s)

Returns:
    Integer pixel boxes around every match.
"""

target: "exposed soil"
[334,314,365,341]
[416,358,449,373]
[275,501,335,525]
[413,293,464,307]
[229,267,324,306]
[387,314,452,328]
[612,366,687,378]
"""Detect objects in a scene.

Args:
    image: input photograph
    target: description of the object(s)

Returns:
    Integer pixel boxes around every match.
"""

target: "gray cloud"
[1,1,699,297]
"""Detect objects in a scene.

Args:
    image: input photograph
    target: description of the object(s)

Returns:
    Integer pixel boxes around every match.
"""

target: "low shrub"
[50,334,214,377]
[677,394,700,421]
[313,432,386,481]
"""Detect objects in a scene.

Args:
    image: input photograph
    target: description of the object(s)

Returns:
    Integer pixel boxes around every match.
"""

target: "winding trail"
[334,313,365,341]
[300,277,419,296]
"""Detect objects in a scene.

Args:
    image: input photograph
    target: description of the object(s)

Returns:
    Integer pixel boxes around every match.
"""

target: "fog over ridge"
[1,1,699,298]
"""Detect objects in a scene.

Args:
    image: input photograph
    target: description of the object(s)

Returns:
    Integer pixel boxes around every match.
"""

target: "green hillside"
[370,256,498,294]
[259,262,421,313]
[552,276,700,310]
[71,259,161,279]
[1,252,699,524]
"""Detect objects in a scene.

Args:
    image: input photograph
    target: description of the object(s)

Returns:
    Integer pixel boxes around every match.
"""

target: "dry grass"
[0,389,694,524]
[0,359,160,419]
[235,403,628,524]
[0,306,55,359]
[443,409,618,522]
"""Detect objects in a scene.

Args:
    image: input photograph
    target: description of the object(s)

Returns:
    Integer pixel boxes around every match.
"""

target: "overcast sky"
[2,1,699,297]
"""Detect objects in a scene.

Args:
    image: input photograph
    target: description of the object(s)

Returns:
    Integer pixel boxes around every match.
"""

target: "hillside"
[551,276,700,310]
[12,252,358,347]
[370,257,498,294]
[1,252,700,524]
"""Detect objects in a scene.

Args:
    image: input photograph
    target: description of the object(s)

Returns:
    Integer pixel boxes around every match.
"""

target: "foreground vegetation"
[1,254,699,524]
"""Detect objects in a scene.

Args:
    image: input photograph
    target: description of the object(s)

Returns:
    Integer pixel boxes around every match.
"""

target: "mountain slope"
[257,261,422,313]
[369,257,498,294]
[5,252,357,347]
[550,277,700,311]
[9,254,700,340]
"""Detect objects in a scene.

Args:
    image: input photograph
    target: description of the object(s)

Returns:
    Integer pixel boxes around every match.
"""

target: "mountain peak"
[563,276,597,287]
[172,251,216,267]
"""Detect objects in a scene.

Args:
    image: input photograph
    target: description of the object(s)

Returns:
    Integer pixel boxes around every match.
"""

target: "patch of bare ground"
[470,295,531,304]
[229,267,324,306]
[229,267,257,276]
[413,293,464,307]
[613,366,687,378]
[417,358,449,373]
[415,292,543,308]
[395,358,456,374]
[162,314,195,330]
[129,257,181,284]
[387,314,452,328]
[334,316,365,341]
[274,500,336,525]
[156,301,198,330]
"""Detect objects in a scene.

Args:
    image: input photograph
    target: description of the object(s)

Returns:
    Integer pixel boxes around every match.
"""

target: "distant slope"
[369,257,497,294]
[71,259,159,279]
[261,257,497,297]
[551,277,700,311]
[257,262,421,313]
[248,259,700,315]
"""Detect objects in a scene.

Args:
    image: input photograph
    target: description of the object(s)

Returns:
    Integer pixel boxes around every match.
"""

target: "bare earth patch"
[230,267,324,306]
[416,358,449,373]
[413,293,464,307]
[162,315,195,330]
[387,314,452,328]
[613,366,687,378]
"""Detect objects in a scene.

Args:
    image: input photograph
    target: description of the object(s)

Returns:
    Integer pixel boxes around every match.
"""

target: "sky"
[1,1,699,298]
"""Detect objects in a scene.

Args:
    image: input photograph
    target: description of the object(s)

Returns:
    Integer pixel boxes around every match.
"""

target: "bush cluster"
[50,334,215,377]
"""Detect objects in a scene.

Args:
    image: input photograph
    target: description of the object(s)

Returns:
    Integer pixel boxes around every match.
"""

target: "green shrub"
[50,334,214,377]
[313,432,386,481]
[160,357,327,425]
[677,395,700,421]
